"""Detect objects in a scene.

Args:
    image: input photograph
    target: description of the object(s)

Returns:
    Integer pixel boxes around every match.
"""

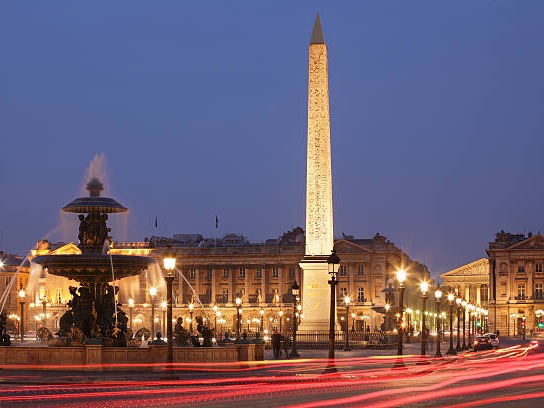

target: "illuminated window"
[536,263,543,273]
[517,283,526,299]
[340,287,348,298]
[339,265,347,276]
[255,268,262,279]
[357,265,364,276]
[357,287,365,302]
[480,285,489,302]
[374,265,381,275]
[518,265,525,273]
[223,269,229,278]
[272,267,279,278]
[239,268,246,279]
[206,269,212,280]
[535,283,543,300]
[189,269,196,279]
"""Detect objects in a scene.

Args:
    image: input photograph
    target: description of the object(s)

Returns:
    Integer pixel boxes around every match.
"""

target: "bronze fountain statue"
[33,177,154,346]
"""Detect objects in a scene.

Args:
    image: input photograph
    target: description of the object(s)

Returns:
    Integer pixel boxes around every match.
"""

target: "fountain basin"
[32,254,155,283]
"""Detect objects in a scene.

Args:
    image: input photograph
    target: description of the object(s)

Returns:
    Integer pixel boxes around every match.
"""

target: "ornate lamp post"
[162,248,176,365]
[189,302,194,334]
[343,296,351,351]
[149,287,157,336]
[18,285,25,342]
[447,293,456,355]
[235,297,242,340]
[420,281,429,357]
[396,268,406,356]
[128,298,134,331]
[455,296,462,351]
[213,305,218,330]
[290,280,300,358]
[327,249,340,359]
[260,307,265,333]
[461,299,467,350]
[351,312,356,333]
[434,283,442,358]
[405,308,413,343]
[279,309,283,334]
[467,304,474,348]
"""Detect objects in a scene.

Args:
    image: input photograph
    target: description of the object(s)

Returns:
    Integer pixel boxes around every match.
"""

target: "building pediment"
[50,243,82,255]
[508,234,544,250]
[441,258,489,278]
[333,239,372,254]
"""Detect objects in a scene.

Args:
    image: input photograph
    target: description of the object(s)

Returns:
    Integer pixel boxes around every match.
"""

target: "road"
[0,339,542,407]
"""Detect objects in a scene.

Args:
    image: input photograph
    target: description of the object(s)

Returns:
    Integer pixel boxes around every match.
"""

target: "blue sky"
[1,1,543,277]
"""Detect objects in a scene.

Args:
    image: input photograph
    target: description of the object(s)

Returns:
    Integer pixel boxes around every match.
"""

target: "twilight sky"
[1,1,544,278]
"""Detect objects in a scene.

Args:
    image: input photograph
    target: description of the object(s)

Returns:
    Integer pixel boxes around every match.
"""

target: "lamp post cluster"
[327,249,340,359]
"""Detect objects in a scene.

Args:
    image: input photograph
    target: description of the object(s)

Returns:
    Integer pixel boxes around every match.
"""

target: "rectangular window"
[357,265,364,276]
[222,288,229,302]
[517,283,526,299]
[239,268,246,279]
[206,269,213,280]
[223,269,229,279]
[480,285,489,302]
[189,269,196,279]
[255,268,262,279]
[500,283,507,296]
[536,263,543,273]
[272,267,279,278]
[534,283,543,300]
[289,267,295,279]
[339,287,348,298]
[339,265,347,276]
[357,287,365,302]
[518,265,525,273]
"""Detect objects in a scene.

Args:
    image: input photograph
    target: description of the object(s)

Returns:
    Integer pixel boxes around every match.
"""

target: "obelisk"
[299,14,335,331]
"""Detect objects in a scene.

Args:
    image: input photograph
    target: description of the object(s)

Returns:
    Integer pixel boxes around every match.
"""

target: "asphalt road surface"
[0,339,542,407]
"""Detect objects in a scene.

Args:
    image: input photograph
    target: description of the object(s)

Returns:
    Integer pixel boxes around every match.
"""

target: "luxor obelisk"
[299,14,335,331]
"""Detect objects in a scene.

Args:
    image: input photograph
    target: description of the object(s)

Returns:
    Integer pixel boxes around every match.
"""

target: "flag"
[155,216,158,228]
[215,215,218,229]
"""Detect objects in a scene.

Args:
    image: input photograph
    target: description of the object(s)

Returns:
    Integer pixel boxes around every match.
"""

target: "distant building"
[487,231,544,336]
[440,258,490,306]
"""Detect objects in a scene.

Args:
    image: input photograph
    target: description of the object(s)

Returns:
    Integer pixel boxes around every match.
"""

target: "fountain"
[32,177,154,346]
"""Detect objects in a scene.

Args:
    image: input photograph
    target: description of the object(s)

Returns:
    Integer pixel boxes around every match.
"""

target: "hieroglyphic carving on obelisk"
[299,14,335,331]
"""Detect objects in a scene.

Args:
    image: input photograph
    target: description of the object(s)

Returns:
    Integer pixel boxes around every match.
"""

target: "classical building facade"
[7,230,430,337]
[487,231,544,336]
[440,258,490,307]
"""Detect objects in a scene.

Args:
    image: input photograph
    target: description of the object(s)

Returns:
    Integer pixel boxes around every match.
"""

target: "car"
[473,335,493,351]
[483,333,499,348]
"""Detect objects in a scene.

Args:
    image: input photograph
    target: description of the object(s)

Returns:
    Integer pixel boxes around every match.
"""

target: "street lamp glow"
[189,303,194,311]
[420,281,429,295]
[344,296,351,305]
[18,287,26,299]
[385,303,390,312]
[235,297,242,306]
[161,300,167,309]
[396,268,406,284]
[149,287,157,297]
[128,298,134,307]
[434,284,442,300]
[447,293,454,302]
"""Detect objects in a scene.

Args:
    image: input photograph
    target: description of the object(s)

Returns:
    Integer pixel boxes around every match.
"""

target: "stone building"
[440,258,490,307]
[0,252,29,335]
[487,231,544,336]
[7,230,430,337]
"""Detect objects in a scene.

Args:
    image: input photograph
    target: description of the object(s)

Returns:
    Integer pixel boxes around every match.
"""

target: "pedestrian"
[283,334,291,358]
[271,329,282,358]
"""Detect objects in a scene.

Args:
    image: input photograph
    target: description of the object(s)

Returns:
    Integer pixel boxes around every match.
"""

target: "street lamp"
[149,286,157,337]
[189,302,194,334]
[455,296,462,351]
[128,298,134,331]
[461,299,467,350]
[405,308,413,343]
[162,247,176,365]
[343,296,351,351]
[447,293,456,355]
[434,283,442,358]
[420,281,429,357]
[327,249,340,359]
[396,268,406,356]
[161,300,167,335]
[290,280,300,357]
[213,305,218,330]
[18,285,25,342]
[351,312,356,333]
[279,309,283,334]
[235,297,242,340]
[260,307,265,333]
